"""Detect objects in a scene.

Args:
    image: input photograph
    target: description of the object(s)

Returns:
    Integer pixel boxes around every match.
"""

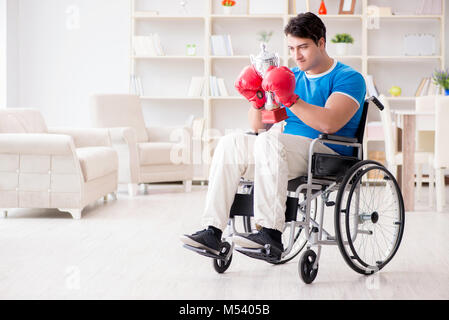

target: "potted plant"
[222,0,236,15]
[432,69,449,95]
[331,33,354,56]
[257,30,273,46]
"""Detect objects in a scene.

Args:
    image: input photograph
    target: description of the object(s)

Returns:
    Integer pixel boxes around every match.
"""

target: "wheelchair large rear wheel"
[334,160,405,275]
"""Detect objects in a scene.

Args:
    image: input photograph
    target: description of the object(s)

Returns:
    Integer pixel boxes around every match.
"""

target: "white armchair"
[0,108,119,219]
[90,94,193,196]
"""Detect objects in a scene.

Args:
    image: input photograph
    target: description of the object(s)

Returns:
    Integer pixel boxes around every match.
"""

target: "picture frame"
[339,0,356,14]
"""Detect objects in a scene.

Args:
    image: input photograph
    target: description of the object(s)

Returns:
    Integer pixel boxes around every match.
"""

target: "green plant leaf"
[432,69,449,89]
[331,33,354,44]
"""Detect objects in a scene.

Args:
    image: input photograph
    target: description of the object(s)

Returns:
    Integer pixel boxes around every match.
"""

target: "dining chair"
[378,95,434,207]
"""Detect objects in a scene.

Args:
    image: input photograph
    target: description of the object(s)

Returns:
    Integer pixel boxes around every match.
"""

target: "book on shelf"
[365,75,379,97]
[217,78,229,96]
[427,78,444,95]
[415,77,428,96]
[210,34,234,56]
[416,0,442,15]
[208,76,228,97]
[421,77,431,96]
[153,34,164,56]
[224,35,234,56]
[130,75,144,96]
[188,77,205,97]
[414,76,444,96]
[133,34,165,56]
[431,0,442,14]
[209,76,217,96]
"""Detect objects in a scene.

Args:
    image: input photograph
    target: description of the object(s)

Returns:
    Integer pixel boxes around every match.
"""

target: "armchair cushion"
[76,147,118,182]
[138,142,182,166]
[0,109,48,133]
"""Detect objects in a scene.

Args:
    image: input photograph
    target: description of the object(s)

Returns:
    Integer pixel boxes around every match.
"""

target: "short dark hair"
[284,12,326,45]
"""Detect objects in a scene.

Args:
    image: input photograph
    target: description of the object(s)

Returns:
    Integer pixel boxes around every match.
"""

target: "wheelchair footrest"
[235,245,281,263]
[183,244,226,260]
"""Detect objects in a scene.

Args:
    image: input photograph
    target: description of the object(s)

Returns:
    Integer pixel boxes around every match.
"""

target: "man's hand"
[262,66,299,108]
[235,65,266,109]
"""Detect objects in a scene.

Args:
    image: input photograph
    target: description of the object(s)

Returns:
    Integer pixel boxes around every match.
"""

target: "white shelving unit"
[130,0,445,180]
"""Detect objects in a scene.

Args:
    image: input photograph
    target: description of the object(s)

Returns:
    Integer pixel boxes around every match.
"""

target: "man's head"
[284,12,328,72]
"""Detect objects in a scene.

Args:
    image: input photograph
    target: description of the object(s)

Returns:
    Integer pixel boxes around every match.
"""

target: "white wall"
[6,0,19,110]
[0,0,6,109]
[0,0,19,110]
[10,0,130,126]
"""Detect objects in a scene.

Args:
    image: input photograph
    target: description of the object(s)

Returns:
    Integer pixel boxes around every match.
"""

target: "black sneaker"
[180,229,221,255]
[233,228,284,253]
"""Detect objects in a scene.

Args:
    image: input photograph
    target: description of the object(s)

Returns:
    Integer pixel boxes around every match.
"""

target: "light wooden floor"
[0,184,448,300]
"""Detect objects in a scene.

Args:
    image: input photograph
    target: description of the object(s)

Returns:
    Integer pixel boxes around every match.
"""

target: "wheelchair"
[184,96,405,284]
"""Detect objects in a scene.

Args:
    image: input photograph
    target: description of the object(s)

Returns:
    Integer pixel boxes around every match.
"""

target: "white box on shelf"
[404,34,435,56]
[248,0,286,15]
[294,0,308,14]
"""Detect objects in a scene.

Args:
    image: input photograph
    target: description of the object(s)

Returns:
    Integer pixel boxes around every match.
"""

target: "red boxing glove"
[262,66,299,108]
[234,65,266,109]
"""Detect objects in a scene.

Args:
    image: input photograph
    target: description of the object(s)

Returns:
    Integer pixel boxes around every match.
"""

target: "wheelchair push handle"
[367,96,384,111]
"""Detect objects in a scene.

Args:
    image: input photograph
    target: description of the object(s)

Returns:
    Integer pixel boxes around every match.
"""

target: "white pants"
[201,130,337,232]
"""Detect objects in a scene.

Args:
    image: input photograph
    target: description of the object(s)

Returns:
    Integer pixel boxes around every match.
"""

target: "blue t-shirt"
[283,60,366,156]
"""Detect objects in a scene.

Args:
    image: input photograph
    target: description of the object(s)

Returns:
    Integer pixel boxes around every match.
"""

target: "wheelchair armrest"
[318,134,358,144]
[245,131,258,136]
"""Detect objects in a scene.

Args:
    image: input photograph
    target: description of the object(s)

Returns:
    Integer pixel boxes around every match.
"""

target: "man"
[181,12,366,260]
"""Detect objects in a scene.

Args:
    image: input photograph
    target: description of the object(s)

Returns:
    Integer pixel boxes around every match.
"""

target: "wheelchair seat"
[287,176,308,192]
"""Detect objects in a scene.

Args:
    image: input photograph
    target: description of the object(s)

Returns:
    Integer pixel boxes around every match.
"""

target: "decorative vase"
[223,6,232,15]
[445,88,449,96]
[335,43,349,55]
[318,0,327,15]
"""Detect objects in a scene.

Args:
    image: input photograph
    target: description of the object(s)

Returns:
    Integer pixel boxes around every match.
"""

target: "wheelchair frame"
[228,136,363,265]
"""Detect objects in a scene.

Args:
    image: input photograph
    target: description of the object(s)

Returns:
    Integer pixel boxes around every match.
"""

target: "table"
[394,110,435,211]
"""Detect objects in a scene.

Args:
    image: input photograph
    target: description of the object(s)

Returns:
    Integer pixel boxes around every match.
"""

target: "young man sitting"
[181,12,366,261]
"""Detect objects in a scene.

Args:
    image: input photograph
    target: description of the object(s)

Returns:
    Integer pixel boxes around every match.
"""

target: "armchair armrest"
[48,127,111,148]
[108,127,137,146]
[0,133,75,155]
[106,127,139,184]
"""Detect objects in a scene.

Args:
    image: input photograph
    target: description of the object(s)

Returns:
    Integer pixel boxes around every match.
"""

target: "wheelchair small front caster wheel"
[299,249,318,284]
[213,242,233,274]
